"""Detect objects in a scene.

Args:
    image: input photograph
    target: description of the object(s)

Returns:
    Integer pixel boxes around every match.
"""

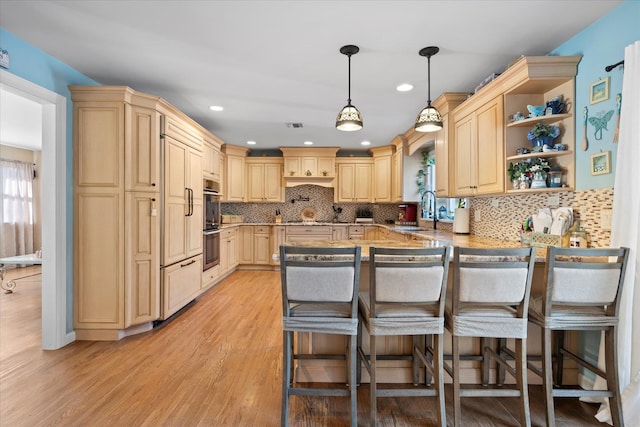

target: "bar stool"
[279,245,362,427]
[357,246,451,427]
[445,246,536,427]
[527,246,630,427]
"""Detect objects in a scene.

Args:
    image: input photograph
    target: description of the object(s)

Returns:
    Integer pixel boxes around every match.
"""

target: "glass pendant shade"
[336,104,363,131]
[414,104,443,132]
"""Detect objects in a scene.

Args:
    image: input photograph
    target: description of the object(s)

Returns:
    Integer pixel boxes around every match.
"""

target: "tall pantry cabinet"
[72,86,161,340]
[71,86,208,339]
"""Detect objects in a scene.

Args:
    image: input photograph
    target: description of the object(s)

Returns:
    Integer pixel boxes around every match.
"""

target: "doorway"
[0,70,72,349]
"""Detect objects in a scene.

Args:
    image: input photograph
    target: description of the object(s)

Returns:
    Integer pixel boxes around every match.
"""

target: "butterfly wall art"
[588,109,614,141]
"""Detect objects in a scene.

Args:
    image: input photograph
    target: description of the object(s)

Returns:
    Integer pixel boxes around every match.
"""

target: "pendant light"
[414,46,443,133]
[336,45,363,131]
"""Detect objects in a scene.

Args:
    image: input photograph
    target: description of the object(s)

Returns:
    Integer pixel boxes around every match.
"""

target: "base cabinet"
[161,255,202,320]
[220,227,239,275]
[253,226,271,265]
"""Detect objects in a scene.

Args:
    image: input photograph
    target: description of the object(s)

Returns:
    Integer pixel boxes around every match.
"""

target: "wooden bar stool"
[357,246,452,427]
[445,246,536,427]
[279,245,362,427]
[527,246,630,427]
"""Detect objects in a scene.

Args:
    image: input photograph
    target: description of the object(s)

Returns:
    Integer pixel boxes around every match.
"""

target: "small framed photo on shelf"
[590,151,611,175]
[590,77,610,105]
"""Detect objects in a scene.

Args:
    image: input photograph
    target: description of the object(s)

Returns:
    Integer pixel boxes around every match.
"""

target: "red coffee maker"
[397,204,417,225]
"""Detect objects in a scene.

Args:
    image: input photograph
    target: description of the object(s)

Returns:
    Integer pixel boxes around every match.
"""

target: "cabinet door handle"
[185,187,194,216]
[180,259,196,267]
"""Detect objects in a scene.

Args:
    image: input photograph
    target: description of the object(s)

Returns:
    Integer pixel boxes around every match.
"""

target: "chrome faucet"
[421,190,438,230]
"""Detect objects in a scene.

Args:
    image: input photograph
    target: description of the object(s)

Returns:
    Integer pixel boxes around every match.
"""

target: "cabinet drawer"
[221,227,237,239]
[255,226,270,235]
[286,226,332,235]
[349,226,364,234]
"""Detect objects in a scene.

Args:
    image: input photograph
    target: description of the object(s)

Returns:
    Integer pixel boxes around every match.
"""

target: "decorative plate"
[301,207,316,221]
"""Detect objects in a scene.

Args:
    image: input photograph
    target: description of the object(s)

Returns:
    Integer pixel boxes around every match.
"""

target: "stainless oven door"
[203,230,220,271]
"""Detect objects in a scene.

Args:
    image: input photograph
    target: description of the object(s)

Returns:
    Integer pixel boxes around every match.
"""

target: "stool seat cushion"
[359,292,443,335]
[528,296,615,329]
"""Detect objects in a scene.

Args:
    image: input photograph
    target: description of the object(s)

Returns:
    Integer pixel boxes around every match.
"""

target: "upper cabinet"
[280,147,339,187]
[202,134,222,183]
[371,146,393,203]
[431,93,468,197]
[335,158,372,202]
[222,145,248,202]
[450,55,580,197]
[246,158,284,202]
[453,95,504,196]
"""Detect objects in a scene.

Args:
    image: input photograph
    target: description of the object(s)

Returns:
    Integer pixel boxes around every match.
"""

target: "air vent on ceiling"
[286,123,304,128]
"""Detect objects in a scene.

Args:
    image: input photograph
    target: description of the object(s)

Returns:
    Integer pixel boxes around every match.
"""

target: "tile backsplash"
[465,188,613,247]
[222,186,614,247]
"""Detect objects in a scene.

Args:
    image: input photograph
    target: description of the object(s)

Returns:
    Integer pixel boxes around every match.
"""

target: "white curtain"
[0,159,35,258]
[595,40,640,426]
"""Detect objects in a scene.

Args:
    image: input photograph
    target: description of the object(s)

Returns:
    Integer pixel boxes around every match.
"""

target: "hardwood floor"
[1,269,604,426]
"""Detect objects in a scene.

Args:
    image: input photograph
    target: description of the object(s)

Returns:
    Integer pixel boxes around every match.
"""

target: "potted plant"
[528,123,560,149]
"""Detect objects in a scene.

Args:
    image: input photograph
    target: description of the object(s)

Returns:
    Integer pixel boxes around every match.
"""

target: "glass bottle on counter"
[569,220,590,248]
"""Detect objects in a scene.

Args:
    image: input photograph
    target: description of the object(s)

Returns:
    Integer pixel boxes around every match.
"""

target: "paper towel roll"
[453,208,470,234]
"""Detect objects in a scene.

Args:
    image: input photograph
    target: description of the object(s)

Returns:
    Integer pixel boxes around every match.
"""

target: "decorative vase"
[530,172,547,189]
[519,176,530,189]
[531,136,555,149]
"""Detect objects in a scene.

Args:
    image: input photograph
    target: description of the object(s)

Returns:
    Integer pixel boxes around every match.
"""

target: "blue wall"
[550,0,640,190]
[0,28,99,332]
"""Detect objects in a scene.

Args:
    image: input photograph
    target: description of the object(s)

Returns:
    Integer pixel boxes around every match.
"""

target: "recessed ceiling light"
[247,140,256,145]
[396,83,413,92]
[361,141,371,146]
[209,105,224,111]
[303,141,313,145]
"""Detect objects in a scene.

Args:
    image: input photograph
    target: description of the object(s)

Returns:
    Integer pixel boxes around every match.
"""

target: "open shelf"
[506,113,571,128]
[506,187,573,195]
[506,150,573,161]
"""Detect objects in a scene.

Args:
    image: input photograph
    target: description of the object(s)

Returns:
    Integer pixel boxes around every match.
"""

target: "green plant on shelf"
[508,157,551,181]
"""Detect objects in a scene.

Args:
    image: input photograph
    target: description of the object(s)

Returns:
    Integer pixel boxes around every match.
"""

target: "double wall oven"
[203,181,221,271]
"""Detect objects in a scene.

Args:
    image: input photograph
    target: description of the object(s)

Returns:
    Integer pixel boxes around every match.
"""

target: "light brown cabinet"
[71,86,161,339]
[162,135,203,266]
[371,146,393,203]
[332,225,348,241]
[203,135,222,182]
[161,256,202,319]
[502,56,579,193]
[453,95,504,196]
[220,227,239,275]
[335,159,372,202]
[239,225,254,264]
[431,93,468,197]
[253,226,271,265]
[223,146,248,202]
[271,226,286,266]
[246,158,284,202]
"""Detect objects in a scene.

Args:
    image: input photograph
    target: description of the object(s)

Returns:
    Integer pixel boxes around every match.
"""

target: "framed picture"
[590,77,610,104]
[591,151,611,175]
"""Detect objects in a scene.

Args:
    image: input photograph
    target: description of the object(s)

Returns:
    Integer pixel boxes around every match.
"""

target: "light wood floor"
[1,268,604,426]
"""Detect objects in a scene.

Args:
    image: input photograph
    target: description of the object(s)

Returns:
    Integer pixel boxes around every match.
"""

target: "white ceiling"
[0,1,621,151]
[0,86,43,151]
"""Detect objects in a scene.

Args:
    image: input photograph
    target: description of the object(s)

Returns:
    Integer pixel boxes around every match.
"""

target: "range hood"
[283,175,335,188]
